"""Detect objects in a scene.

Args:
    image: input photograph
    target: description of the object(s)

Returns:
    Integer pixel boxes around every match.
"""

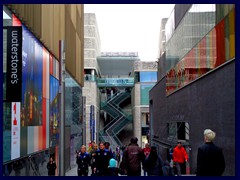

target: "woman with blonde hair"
[196,129,225,176]
[76,145,90,176]
[90,143,99,175]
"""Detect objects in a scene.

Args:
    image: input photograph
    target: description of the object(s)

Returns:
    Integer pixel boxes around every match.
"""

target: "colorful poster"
[11,102,21,160]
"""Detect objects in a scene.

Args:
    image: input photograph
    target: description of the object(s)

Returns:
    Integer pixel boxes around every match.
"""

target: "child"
[108,158,119,176]
[162,160,174,176]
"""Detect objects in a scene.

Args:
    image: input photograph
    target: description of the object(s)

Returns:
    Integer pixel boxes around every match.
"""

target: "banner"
[11,102,21,160]
[6,26,22,102]
[90,105,95,141]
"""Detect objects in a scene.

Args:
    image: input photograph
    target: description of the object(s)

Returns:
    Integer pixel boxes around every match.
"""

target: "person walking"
[172,141,188,175]
[94,142,112,176]
[162,160,174,176]
[196,129,225,176]
[89,143,98,175]
[108,158,119,176]
[116,146,121,164]
[143,143,151,176]
[144,146,164,176]
[104,142,113,157]
[88,141,95,153]
[47,157,57,176]
[122,137,145,176]
[76,145,90,176]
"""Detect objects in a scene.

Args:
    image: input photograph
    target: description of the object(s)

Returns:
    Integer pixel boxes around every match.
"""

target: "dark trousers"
[179,162,186,175]
[78,168,88,176]
[127,170,141,176]
[174,162,186,175]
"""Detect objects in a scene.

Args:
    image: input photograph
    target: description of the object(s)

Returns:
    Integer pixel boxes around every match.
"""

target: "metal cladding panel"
[174,4,192,30]
[97,57,139,76]
[8,4,84,86]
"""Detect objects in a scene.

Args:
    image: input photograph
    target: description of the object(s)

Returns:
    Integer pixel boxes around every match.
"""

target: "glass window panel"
[141,84,154,105]
[139,72,157,82]
[166,4,216,71]
[64,72,83,168]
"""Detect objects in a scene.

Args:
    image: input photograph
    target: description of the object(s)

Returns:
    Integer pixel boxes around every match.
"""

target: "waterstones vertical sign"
[5,26,22,160]
[6,26,22,102]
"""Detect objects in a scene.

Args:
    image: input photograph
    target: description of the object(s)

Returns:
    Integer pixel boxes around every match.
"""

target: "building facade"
[83,13,101,145]
[150,4,235,175]
[3,4,84,175]
[132,61,157,147]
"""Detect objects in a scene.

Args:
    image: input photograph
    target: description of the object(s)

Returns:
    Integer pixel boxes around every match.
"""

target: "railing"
[111,91,131,107]
[99,90,133,148]
[107,115,133,136]
[84,74,97,82]
[97,78,134,87]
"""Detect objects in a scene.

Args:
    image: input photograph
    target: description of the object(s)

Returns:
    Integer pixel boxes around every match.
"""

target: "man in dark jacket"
[122,137,145,176]
[94,142,112,176]
[196,129,225,176]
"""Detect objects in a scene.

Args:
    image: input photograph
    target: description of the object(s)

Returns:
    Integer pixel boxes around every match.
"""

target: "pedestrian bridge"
[97,78,134,87]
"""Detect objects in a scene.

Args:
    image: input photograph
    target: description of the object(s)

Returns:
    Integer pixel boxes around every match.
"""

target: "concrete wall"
[149,61,235,175]
[84,13,101,74]
[83,82,99,144]
[132,84,142,146]
[83,13,101,145]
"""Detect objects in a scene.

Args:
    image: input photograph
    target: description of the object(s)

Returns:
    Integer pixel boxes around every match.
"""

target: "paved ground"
[65,166,78,176]
[66,166,144,176]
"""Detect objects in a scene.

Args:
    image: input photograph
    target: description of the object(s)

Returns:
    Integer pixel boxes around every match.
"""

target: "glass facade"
[139,72,157,82]
[135,71,157,83]
[166,7,235,95]
[65,72,83,169]
[165,4,216,72]
[3,150,50,176]
[140,84,155,105]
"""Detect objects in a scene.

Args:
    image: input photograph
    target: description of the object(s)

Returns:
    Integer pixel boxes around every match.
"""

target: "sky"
[84,4,174,61]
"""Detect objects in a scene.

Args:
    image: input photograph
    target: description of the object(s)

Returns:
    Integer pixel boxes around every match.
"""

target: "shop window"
[168,122,189,141]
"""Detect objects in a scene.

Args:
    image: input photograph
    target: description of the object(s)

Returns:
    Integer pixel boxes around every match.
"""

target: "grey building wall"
[158,52,166,81]
[84,13,101,73]
[158,18,168,58]
[132,61,158,147]
[149,61,235,175]
[83,13,101,144]
[174,4,192,29]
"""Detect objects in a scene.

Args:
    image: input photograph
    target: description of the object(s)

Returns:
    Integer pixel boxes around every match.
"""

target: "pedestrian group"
[73,128,225,176]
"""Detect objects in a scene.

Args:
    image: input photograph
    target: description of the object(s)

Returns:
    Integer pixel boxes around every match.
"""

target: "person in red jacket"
[143,143,151,176]
[172,141,188,175]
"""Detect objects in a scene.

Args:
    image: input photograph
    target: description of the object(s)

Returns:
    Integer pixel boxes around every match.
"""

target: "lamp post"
[59,40,65,176]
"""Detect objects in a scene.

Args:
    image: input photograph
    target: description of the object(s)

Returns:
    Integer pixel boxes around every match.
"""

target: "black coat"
[47,162,56,176]
[196,142,225,176]
[95,149,112,175]
[122,143,145,175]
[144,154,164,176]
[76,152,90,170]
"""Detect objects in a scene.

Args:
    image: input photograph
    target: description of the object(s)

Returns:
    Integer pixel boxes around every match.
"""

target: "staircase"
[100,91,132,150]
